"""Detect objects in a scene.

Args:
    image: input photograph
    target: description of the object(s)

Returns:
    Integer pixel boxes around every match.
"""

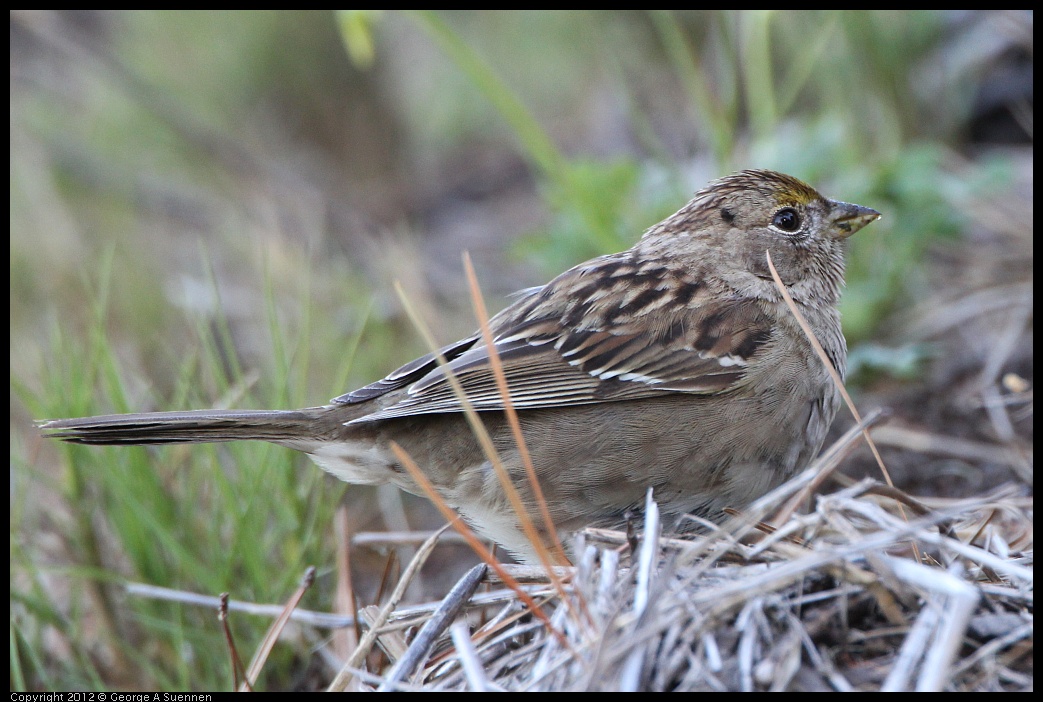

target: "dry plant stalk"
[404,474,1031,691]
[764,249,894,490]
[391,261,589,616]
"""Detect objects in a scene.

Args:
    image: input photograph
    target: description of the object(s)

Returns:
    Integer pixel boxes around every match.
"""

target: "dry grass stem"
[323,439,1032,690]
[394,270,586,619]
[463,252,570,567]
[765,250,894,489]
[377,564,487,688]
[125,581,356,628]
[326,525,446,691]
[388,442,569,649]
[239,566,317,691]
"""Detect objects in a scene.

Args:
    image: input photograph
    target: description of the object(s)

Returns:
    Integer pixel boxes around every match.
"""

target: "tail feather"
[38,408,325,445]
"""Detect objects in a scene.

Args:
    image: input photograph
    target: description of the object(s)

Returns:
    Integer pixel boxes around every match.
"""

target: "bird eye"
[772,208,801,232]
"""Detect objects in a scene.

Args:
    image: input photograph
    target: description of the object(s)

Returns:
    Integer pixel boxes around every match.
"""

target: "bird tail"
[37,408,326,446]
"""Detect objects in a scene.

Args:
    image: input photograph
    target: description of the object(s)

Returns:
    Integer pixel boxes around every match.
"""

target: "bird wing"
[335,254,775,424]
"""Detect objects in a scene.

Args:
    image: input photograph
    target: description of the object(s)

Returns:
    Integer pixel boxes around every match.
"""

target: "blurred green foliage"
[392,10,1011,343]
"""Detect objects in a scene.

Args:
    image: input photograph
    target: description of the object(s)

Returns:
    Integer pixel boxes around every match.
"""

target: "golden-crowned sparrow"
[40,169,879,562]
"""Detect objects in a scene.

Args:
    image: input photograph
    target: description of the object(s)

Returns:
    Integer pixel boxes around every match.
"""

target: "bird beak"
[829,201,881,239]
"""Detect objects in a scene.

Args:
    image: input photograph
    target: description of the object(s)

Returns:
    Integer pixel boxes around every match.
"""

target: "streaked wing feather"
[332,334,480,404]
[343,256,775,424]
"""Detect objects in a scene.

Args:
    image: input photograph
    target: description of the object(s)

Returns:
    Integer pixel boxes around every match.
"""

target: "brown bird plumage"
[39,170,880,562]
